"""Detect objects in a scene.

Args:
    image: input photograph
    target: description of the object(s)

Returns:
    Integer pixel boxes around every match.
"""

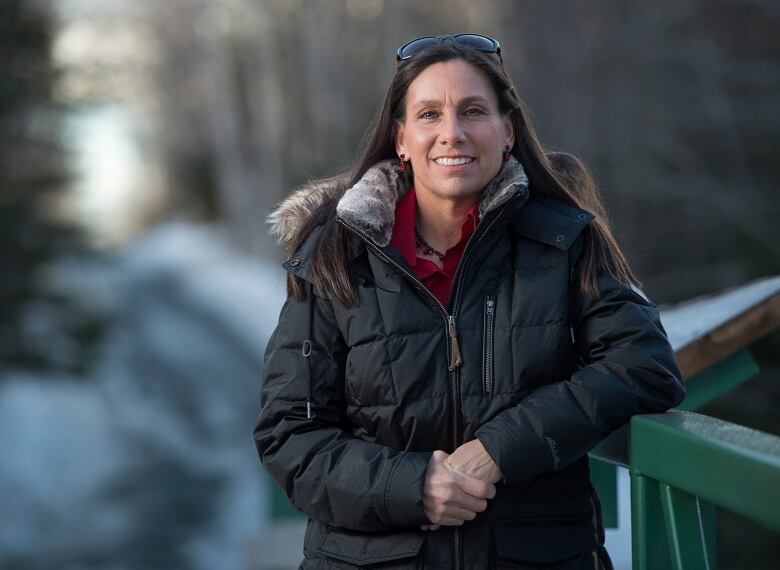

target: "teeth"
[435,157,474,166]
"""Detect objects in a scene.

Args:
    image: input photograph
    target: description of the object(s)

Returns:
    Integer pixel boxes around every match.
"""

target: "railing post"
[658,483,715,569]
[630,470,672,570]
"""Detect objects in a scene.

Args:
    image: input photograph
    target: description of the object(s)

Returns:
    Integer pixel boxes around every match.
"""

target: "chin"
[433,184,483,201]
[446,176,489,192]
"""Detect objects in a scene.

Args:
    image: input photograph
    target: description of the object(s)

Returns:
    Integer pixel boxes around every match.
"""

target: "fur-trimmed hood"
[267,156,530,249]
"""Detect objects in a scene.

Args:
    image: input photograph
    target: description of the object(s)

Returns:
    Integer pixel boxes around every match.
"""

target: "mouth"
[433,156,476,166]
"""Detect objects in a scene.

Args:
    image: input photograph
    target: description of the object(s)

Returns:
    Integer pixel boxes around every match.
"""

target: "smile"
[433,156,475,166]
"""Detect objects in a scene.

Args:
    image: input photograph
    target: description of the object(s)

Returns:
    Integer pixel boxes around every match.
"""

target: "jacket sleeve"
[253,289,432,530]
[475,245,686,485]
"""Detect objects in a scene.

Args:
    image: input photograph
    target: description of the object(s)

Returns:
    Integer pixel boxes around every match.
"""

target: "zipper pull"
[448,315,463,371]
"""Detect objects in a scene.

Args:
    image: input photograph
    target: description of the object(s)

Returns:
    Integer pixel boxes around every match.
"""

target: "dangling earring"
[503,145,511,161]
[399,154,407,170]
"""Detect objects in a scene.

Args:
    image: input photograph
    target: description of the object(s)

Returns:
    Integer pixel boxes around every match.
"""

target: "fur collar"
[267,156,529,248]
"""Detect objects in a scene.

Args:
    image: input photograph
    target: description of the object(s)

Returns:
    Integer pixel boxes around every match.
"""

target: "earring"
[399,154,407,170]
[503,145,511,161]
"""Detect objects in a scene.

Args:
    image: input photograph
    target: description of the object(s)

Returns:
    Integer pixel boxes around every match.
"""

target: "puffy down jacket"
[254,156,685,570]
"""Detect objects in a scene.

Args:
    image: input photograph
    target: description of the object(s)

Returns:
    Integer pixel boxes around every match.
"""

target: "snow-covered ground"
[0,221,286,570]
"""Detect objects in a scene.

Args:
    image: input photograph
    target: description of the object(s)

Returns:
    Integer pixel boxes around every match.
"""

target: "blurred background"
[1,0,777,568]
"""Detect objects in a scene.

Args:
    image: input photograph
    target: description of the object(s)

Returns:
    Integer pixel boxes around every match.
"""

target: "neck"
[414,190,476,253]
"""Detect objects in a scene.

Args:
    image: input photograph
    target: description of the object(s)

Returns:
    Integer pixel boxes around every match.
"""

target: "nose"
[438,110,466,145]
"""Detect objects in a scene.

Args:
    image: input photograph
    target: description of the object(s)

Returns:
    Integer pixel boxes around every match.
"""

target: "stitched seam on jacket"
[509,317,566,329]
[346,390,532,408]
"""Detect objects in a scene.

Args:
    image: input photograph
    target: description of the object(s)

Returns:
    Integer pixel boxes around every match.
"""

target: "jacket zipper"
[335,222,465,570]
[443,192,525,570]
[482,294,495,395]
[336,184,527,570]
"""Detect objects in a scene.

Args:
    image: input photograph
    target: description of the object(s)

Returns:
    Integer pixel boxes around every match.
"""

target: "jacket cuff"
[475,417,551,486]
[383,451,433,527]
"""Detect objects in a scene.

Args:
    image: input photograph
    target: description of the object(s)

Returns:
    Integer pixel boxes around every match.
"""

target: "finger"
[438,516,466,526]
[441,505,479,522]
[426,484,487,515]
[432,450,450,463]
[455,472,496,499]
[451,493,489,513]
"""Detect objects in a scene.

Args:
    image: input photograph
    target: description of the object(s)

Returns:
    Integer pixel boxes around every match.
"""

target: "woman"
[254,34,685,570]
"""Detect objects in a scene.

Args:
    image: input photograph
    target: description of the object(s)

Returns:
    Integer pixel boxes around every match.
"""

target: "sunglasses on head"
[396,34,502,63]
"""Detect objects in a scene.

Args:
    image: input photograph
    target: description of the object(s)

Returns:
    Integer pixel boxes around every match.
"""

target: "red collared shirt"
[390,184,480,308]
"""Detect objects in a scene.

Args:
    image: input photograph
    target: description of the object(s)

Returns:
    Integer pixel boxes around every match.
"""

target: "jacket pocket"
[317,527,425,569]
[491,518,600,569]
[483,293,496,395]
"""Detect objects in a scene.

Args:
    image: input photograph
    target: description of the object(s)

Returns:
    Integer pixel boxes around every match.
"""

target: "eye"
[418,110,439,119]
[465,107,486,115]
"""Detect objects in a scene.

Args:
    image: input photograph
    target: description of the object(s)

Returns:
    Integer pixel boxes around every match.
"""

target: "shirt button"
[290,258,301,267]
[555,234,566,243]
[577,213,588,220]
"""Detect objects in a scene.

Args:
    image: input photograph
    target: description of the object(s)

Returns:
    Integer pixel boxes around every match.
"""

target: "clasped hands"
[420,439,503,531]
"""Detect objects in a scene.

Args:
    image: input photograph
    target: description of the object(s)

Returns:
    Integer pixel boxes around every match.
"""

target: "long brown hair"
[284,40,639,307]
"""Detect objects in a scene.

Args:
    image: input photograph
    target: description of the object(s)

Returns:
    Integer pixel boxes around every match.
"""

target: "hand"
[419,450,496,531]
[445,438,504,484]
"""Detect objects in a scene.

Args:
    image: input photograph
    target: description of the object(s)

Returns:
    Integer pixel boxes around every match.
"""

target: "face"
[394,59,515,206]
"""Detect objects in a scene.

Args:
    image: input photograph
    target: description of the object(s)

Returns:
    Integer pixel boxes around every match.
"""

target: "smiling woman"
[395,59,514,266]
[254,34,685,570]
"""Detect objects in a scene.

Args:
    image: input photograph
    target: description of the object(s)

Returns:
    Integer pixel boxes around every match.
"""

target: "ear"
[503,115,515,150]
[394,120,407,158]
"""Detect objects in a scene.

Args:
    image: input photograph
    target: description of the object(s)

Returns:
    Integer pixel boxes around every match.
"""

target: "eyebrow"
[411,95,491,111]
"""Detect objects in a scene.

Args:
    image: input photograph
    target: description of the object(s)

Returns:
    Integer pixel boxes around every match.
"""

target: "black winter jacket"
[254,156,685,570]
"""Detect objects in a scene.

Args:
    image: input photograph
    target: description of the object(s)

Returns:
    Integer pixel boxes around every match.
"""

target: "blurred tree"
[0,0,102,375]
[145,0,778,296]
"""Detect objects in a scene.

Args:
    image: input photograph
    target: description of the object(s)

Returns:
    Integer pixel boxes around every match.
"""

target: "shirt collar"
[390,184,481,271]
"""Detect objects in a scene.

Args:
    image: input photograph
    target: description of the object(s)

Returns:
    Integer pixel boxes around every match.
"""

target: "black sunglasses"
[396,34,502,63]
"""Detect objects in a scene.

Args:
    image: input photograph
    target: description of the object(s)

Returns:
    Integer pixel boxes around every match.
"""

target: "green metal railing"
[590,349,758,528]
[629,410,780,570]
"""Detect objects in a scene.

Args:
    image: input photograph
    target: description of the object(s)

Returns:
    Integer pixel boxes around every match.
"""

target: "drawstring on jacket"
[568,247,577,345]
[302,281,314,419]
